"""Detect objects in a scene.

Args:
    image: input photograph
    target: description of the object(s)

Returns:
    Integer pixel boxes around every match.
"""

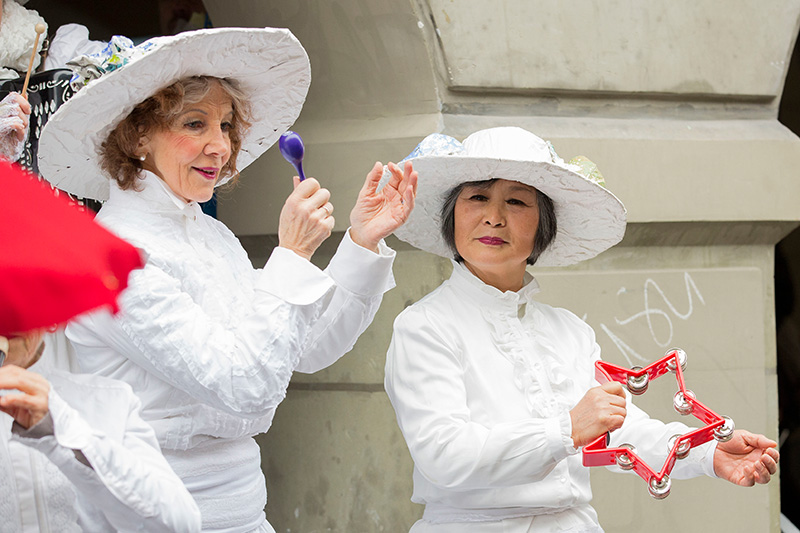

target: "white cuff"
[546,411,578,462]
[12,388,95,468]
[46,388,95,450]
[703,439,719,478]
[257,246,335,305]
[326,228,396,297]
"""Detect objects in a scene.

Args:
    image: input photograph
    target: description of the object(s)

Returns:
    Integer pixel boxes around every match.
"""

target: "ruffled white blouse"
[67,171,396,532]
[385,262,716,532]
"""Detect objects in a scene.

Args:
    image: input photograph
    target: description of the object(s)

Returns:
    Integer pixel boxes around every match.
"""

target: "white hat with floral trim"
[38,26,310,201]
[383,126,627,267]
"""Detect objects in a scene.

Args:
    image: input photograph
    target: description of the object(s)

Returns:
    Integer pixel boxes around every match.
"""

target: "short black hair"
[440,179,557,265]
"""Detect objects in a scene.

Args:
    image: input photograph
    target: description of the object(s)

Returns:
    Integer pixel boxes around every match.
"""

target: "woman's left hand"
[349,161,417,253]
[713,429,779,486]
[0,365,50,429]
[0,92,31,142]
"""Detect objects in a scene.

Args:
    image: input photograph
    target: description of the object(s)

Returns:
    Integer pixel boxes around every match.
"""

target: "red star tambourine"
[582,349,735,499]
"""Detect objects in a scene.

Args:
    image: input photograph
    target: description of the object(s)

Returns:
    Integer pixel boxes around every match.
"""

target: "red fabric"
[0,160,143,336]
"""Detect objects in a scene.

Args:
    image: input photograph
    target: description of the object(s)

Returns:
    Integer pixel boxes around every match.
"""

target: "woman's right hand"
[278,176,335,261]
[0,365,51,429]
[569,381,627,448]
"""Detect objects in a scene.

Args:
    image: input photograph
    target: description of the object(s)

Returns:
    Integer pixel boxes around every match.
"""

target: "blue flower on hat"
[401,133,464,161]
[66,35,156,91]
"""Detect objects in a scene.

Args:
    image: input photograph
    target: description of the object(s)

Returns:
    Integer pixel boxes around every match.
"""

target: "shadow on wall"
[776,26,800,529]
[776,239,800,526]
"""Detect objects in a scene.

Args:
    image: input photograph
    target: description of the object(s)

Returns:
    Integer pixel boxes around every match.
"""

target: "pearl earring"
[139,154,146,162]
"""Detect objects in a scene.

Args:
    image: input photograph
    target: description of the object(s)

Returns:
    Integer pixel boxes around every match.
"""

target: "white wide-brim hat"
[38,27,310,201]
[386,127,627,267]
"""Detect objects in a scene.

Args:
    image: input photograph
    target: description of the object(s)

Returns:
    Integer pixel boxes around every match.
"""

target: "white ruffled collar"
[448,260,541,313]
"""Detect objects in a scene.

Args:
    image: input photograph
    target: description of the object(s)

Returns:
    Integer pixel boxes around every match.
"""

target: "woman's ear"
[137,135,151,160]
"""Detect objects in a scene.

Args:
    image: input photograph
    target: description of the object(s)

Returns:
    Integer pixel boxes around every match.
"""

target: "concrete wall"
[206,1,800,531]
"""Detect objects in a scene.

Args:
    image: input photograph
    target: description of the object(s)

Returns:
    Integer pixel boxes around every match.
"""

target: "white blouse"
[0,358,201,532]
[66,171,396,532]
[385,262,716,532]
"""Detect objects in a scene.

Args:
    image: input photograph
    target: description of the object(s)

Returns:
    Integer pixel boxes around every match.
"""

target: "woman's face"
[140,83,233,203]
[453,179,539,292]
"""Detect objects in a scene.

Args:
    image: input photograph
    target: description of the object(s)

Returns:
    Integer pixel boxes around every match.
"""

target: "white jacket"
[385,262,716,532]
[0,358,201,532]
[67,171,396,532]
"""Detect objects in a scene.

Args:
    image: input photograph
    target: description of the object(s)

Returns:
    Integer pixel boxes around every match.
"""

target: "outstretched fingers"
[361,161,385,197]
[388,161,418,220]
[401,172,417,217]
[400,161,417,198]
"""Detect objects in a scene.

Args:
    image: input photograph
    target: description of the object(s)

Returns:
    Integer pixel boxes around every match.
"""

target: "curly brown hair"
[99,76,252,191]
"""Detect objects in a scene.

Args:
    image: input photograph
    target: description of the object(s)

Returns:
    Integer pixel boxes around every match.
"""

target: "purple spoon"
[278,131,307,181]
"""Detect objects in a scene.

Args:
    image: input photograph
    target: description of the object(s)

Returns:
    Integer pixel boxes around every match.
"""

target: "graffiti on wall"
[596,272,706,367]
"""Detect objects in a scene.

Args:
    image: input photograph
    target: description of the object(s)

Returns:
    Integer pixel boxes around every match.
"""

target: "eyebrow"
[508,185,536,195]
[178,108,234,119]
[179,108,208,117]
[462,181,537,196]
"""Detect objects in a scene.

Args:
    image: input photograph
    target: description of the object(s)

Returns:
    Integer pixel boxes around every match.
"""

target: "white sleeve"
[12,388,202,533]
[294,229,395,373]
[607,394,718,480]
[385,309,577,491]
[70,230,394,417]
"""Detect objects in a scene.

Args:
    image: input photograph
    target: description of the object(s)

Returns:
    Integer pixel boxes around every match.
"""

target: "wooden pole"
[21,23,46,100]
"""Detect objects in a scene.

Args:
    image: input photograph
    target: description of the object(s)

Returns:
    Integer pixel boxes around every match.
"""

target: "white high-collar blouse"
[66,171,396,532]
[385,262,716,532]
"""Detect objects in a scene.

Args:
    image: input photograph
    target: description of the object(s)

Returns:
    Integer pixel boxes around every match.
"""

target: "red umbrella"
[0,160,143,336]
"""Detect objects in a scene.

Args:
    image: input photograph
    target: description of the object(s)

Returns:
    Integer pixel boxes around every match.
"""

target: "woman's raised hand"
[0,365,50,429]
[349,161,417,253]
[569,381,627,448]
[278,177,335,261]
[713,430,779,486]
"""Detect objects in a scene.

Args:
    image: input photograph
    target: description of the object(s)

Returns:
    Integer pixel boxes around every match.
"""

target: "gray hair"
[440,179,557,266]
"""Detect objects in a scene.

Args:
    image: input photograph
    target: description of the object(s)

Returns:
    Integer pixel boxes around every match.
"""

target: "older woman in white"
[37,28,416,533]
[384,127,778,532]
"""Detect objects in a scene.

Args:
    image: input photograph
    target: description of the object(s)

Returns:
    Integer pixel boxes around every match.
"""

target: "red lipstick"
[194,167,219,180]
[478,237,506,245]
